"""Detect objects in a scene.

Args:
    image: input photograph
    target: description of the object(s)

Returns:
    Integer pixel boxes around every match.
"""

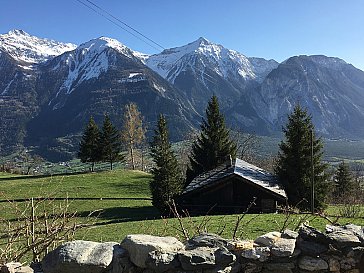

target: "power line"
[75,0,162,51]
[75,0,217,85]
[83,0,165,51]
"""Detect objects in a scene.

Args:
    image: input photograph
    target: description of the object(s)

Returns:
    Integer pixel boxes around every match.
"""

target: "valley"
[0,29,364,162]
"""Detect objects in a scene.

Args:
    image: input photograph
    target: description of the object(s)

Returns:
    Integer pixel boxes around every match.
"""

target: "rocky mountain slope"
[1,30,364,160]
[147,40,364,138]
[0,30,198,160]
[146,37,278,111]
[248,55,364,137]
[26,36,199,158]
[0,29,76,64]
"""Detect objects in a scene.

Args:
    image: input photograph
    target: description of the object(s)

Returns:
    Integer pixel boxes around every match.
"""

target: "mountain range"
[1,30,364,160]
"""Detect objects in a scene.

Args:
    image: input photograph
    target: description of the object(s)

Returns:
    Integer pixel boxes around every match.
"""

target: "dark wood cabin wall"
[181,176,281,214]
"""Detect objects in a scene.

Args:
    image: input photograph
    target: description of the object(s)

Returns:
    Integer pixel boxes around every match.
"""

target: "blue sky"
[1,0,364,70]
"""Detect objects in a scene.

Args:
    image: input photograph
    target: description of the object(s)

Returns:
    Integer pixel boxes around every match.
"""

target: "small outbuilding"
[178,158,287,215]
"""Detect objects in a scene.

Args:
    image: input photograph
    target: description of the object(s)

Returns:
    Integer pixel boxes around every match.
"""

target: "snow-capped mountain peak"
[0,29,76,64]
[146,37,277,83]
[51,36,141,100]
[77,36,135,58]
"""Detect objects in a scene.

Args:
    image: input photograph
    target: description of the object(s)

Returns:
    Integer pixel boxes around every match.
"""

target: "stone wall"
[18,224,364,273]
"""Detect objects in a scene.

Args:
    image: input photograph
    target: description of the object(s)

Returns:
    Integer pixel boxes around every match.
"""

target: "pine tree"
[186,95,237,184]
[100,115,122,170]
[150,114,183,214]
[275,104,329,210]
[333,161,355,199]
[121,103,146,170]
[78,116,101,172]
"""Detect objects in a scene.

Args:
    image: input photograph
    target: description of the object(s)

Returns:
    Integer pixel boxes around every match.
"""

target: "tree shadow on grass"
[78,205,160,223]
[110,174,152,195]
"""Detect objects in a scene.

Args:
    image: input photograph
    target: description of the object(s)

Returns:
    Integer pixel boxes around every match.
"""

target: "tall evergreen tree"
[150,114,183,214]
[186,95,237,184]
[275,104,329,210]
[78,116,101,172]
[100,115,122,170]
[333,161,355,199]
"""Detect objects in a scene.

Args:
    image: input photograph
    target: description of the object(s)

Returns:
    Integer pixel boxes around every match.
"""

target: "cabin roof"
[183,158,287,199]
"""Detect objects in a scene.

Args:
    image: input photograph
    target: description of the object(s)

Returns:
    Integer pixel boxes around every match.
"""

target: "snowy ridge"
[0,30,76,64]
[146,37,276,83]
[248,57,279,81]
[132,50,149,63]
[55,37,136,97]
[77,36,135,58]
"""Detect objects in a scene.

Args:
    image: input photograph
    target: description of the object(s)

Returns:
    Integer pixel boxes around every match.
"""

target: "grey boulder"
[120,234,184,268]
[270,237,296,257]
[42,240,120,273]
[145,251,180,273]
[241,246,270,262]
[298,256,328,271]
[187,233,229,250]
[178,246,216,271]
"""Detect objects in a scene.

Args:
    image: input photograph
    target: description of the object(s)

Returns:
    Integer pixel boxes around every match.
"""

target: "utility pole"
[311,128,315,214]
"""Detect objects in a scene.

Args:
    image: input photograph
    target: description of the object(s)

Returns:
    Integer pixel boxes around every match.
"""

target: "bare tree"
[121,103,146,170]
[231,130,260,163]
[0,195,92,264]
[18,150,44,175]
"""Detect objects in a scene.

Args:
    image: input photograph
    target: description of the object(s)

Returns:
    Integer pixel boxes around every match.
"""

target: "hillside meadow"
[0,169,363,249]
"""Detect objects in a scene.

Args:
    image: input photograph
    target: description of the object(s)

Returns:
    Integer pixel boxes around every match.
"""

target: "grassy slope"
[0,172,21,178]
[0,169,151,199]
[1,169,363,245]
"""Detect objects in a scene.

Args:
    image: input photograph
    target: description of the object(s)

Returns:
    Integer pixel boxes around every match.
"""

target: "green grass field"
[0,172,21,178]
[0,169,151,199]
[1,169,363,263]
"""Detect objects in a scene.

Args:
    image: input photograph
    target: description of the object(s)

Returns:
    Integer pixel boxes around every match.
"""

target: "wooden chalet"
[178,158,287,215]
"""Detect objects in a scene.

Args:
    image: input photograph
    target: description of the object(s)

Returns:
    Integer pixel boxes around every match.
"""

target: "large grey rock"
[297,239,328,256]
[145,251,180,273]
[187,233,229,250]
[108,245,135,273]
[344,224,364,243]
[327,230,361,248]
[298,225,329,244]
[120,234,184,268]
[298,256,328,271]
[326,225,362,248]
[270,238,296,257]
[254,232,281,247]
[326,224,363,239]
[281,229,299,239]
[178,246,216,271]
[241,247,270,262]
[214,248,236,266]
[178,246,236,271]
[42,240,119,273]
